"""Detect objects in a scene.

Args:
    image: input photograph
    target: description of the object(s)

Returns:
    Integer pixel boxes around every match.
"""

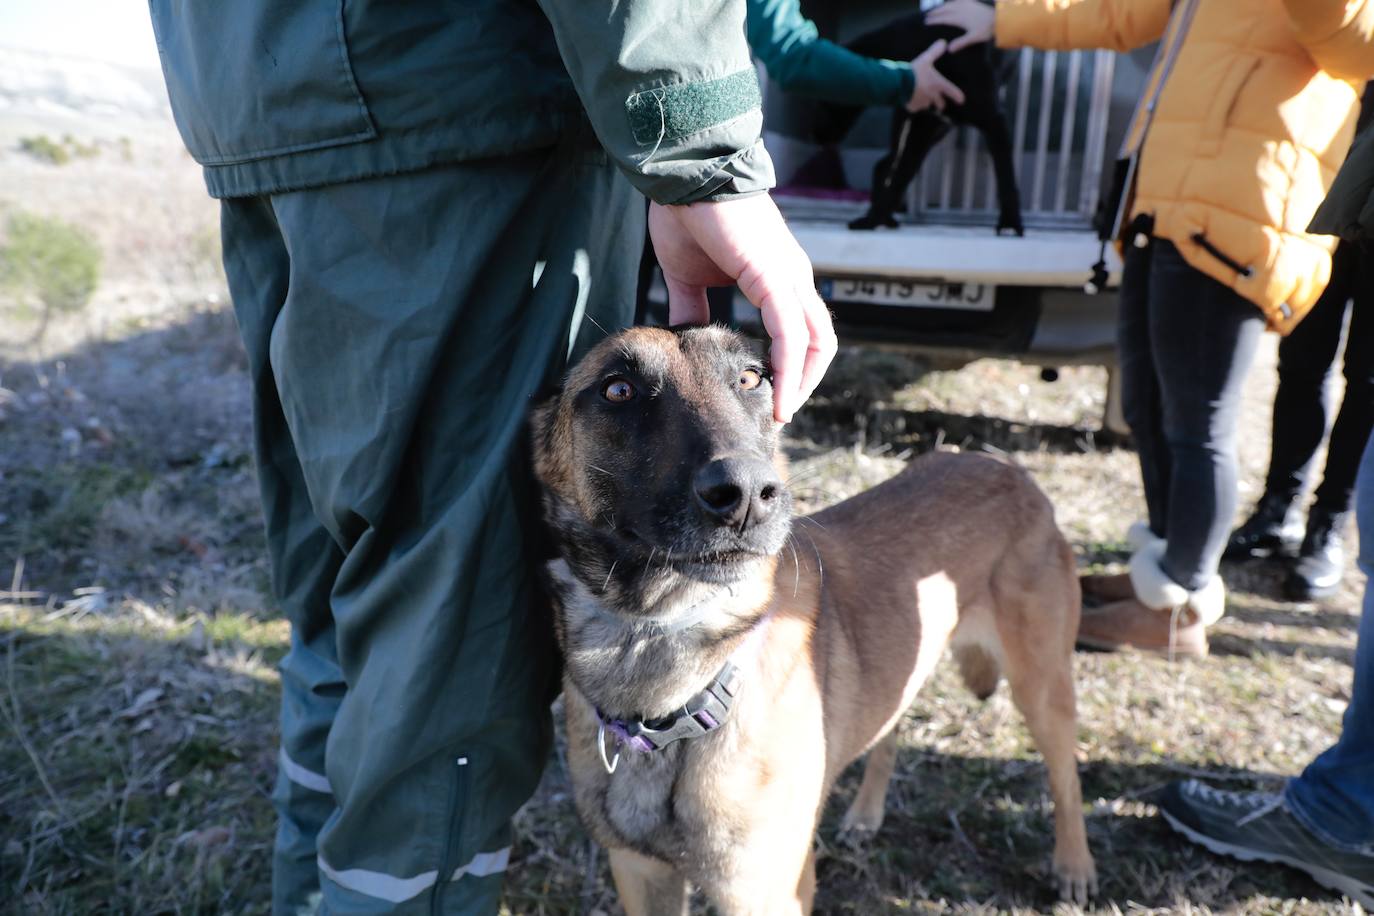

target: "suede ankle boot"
[1077,539,1222,658]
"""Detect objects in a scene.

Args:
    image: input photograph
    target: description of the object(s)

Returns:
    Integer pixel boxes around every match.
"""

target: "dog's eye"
[602,377,636,403]
[738,368,764,391]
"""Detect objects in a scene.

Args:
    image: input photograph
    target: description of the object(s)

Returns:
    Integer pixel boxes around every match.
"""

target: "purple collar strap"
[594,617,768,774]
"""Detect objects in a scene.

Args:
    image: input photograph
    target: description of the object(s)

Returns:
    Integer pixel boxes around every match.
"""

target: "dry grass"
[0,112,1364,915]
[0,600,283,914]
[2,326,1362,914]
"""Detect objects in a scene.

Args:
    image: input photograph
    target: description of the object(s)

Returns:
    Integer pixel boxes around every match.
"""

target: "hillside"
[0,45,170,128]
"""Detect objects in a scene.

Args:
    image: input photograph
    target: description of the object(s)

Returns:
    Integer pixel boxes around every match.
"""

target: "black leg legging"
[1266,239,1374,516]
[1119,239,1266,591]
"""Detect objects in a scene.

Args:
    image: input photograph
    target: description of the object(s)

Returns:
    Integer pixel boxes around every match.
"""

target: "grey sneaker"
[1284,507,1350,600]
[1158,779,1374,907]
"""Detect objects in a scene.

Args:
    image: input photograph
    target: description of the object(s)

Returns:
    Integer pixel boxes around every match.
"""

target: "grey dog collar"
[594,614,769,773]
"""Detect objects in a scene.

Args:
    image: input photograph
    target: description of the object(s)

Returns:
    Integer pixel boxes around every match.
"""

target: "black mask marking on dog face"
[533,326,793,610]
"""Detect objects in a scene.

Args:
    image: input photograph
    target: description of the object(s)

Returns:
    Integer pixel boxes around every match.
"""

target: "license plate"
[819,277,994,311]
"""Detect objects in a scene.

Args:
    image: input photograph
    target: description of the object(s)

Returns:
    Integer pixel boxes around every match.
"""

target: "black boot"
[1284,506,1351,600]
[1224,492,1304,560]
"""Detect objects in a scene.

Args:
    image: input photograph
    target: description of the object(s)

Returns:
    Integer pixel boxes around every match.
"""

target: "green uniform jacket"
[149,0,774,205]
[1310,87,1374,241]
[746,0,914,107]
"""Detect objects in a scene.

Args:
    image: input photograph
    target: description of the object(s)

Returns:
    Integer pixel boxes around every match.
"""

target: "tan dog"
[531,326,1096,913]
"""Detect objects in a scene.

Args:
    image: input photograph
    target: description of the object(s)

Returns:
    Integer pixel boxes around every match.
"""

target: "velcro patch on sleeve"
[626,69,762,147]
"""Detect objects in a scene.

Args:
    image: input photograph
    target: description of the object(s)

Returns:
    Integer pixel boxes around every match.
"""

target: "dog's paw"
[847,214,899,231]
[835,823,878,848]
[1053,853,1098,907]
[837,805,884,845]
[995,224,1025,237]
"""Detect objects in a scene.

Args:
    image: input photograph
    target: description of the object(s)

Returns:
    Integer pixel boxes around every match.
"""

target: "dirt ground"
[0,117,1364,915]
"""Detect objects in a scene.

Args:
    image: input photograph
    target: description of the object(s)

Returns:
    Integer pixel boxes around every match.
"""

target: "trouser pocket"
[434,750,473,906]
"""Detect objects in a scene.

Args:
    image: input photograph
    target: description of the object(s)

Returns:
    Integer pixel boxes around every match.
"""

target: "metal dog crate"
[750,20,1152,433]
[905,48,1117,230]
[764,44,1126,234]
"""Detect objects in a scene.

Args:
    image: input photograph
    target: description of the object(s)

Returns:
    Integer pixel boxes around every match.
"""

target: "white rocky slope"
[0,45,170,124]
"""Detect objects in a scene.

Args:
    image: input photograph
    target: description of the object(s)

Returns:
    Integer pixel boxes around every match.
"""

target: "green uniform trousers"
[219,138,641,915]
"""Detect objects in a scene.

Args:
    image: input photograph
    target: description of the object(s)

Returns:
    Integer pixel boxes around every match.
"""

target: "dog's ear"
[528,390,569,493]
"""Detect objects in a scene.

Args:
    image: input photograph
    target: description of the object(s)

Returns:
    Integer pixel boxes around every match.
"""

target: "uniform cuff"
[628,135,775,205]
[670,139,777,204]
[895,67,916,108]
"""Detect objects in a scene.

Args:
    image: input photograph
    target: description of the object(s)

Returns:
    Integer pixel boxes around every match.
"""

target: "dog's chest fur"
[547,558,767,863]
[576,718,694,859]
[564,684,758,870]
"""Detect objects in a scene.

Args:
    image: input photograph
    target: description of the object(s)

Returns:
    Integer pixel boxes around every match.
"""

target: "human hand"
[926,0,996,53]
[907,41,966,113]
[648,196,837,423]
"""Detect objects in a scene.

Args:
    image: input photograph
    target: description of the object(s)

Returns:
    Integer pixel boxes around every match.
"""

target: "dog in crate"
[820,9,1023,235]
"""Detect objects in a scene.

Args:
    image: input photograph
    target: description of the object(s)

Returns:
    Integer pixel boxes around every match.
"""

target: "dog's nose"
[693,458,783,531]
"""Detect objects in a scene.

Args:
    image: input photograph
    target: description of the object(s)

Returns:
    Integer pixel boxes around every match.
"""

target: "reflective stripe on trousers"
[317,848,512,905]
[280,747,332,795]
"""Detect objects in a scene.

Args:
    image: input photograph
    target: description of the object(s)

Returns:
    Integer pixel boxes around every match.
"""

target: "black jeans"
[1266,239,1374,517]
[1119,239,1265,591]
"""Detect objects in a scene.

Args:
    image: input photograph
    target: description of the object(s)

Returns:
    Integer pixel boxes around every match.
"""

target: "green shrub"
[18,135,102,163]
[0,212,102,337]
[19,135,70,165]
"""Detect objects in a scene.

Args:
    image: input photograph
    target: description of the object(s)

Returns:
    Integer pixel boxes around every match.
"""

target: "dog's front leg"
[850,111,952,231]
[609,848,688,916]
[702,831,818,916]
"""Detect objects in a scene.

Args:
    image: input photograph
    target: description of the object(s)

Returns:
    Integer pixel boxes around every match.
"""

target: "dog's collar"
[594,615,769,773]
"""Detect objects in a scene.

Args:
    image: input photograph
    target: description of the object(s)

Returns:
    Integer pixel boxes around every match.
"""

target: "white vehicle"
[755,25,1157,433]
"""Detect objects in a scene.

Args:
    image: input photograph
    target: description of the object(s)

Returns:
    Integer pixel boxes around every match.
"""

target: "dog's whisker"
[798,529,825,582]
[789,488,842,505]
[602,561,618,594]
[788,480,836,493]
[787,536,801,597]
[796,515,829,532]
[588,464,614,477]
[783,468,826,487]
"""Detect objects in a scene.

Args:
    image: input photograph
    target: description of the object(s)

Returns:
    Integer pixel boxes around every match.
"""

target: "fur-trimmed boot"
[1077,537,1224,658]
[1080,522,1163,605]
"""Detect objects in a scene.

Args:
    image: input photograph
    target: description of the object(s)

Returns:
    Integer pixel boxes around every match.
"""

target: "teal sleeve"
[746,0,915,108]
[536,0,775,205]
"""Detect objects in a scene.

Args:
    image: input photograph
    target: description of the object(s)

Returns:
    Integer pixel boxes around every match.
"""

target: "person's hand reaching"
[907,40,966,113]
[648,195,837,423]
[926,0,996,53]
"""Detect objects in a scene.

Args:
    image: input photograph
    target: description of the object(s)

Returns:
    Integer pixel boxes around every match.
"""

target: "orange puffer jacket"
[997,0,1374,332]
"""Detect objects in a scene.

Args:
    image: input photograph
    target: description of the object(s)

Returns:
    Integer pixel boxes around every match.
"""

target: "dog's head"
[532,326,792,613]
